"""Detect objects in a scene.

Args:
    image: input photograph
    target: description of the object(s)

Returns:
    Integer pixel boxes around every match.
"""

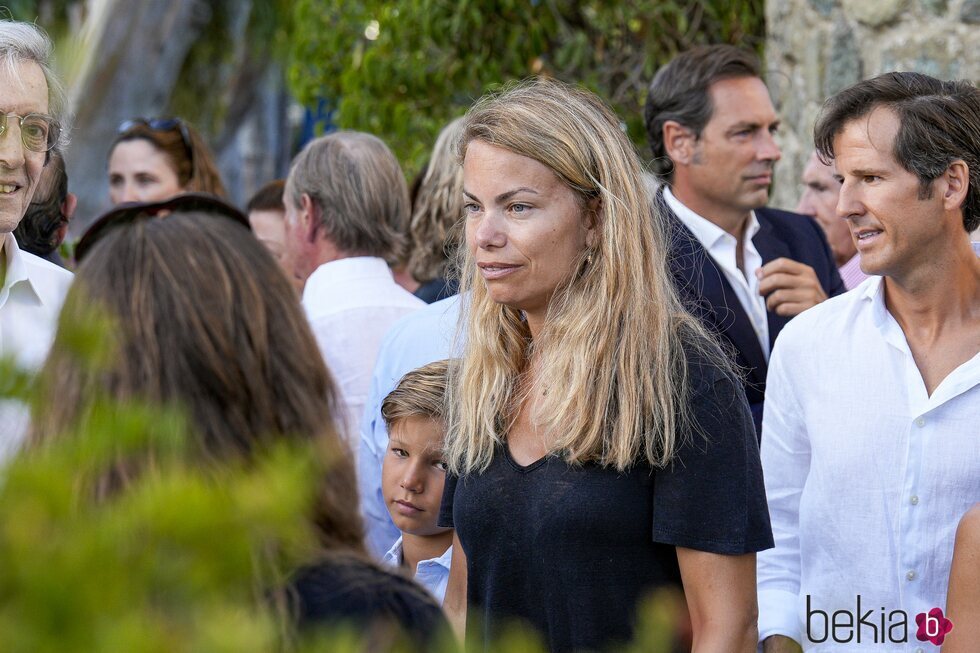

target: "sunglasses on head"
[117,117,195,170]
[76,193,251,263]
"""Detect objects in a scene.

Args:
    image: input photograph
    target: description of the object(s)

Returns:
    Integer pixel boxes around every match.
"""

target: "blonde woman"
[439,80,772,652]
[407,117,466,303]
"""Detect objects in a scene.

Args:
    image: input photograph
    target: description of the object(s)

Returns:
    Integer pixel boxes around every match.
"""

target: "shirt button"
[906,570,916,581]
[910,495,919,505]
[915,417,925,427]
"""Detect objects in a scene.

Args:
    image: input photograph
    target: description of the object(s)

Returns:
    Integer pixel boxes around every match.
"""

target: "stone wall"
[765,0,980,211]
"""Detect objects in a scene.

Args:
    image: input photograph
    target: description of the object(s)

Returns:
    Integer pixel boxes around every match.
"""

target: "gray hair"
[0,20,70,146]
[285,131,408,262]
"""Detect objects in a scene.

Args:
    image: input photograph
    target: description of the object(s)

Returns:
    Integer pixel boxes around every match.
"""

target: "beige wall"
[765,0,980,213]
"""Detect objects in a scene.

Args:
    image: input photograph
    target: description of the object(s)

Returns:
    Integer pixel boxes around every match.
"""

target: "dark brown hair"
[644,44,762,179]
[110,120,228,198]
[814,71,980,233]
[33,213,363,553]
[247,179,286,213]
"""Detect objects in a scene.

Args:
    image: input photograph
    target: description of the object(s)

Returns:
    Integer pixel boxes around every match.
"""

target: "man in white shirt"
[282,131,424,445]
[796,151,868,290]
[758,72,980,652]
[0,21,73,460]
[644,45,844,435]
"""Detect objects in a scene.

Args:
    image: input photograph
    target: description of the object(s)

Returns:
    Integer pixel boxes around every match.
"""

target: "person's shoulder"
[383,293,462,345]
[21,249,73,301]
[955,504,980,543]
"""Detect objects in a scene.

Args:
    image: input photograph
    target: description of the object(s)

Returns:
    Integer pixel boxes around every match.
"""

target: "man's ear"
[662,120,696,167]
[941,160,969,212]
[299,193,319,243]
[62,192,77,220]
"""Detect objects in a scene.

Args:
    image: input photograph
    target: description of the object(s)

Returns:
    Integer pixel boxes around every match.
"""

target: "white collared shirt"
[663,188,770,358]
[382,535,453,604]
[302,257,424,447]
[0,232,73,462]
[758,258,980,650]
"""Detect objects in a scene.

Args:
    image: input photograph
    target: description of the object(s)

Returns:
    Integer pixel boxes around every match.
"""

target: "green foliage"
[0,309,682,651]
[286,0,765,175]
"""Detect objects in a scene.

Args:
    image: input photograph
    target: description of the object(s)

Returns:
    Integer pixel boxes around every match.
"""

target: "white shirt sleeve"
[757,334,811,644]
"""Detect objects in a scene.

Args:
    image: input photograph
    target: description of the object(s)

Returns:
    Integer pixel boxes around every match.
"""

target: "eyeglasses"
[0,112,61,153]
[117,117,194,169]
[76,192,251,263]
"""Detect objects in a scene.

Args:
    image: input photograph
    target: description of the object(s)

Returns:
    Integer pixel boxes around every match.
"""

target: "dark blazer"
[658,189,845,436]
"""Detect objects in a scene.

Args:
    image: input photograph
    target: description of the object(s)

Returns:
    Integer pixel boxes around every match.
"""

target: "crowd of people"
[0,18,978,653]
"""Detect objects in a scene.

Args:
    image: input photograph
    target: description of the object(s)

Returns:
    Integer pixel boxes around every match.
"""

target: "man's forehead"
[0,59,49,114]
[706,76,776,122]
[833,107,901,164]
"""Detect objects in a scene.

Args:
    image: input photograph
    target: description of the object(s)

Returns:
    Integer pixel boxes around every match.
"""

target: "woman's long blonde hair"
[446,79,726,474]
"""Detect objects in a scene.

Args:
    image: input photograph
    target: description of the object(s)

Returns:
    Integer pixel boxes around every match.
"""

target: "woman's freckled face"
[463,140,592,329]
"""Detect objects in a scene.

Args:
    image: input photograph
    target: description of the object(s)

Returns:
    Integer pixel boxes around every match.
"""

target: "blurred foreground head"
[33,211,362,551]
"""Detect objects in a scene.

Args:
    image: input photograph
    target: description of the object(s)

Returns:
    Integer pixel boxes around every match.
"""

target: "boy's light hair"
[381,360,453,431]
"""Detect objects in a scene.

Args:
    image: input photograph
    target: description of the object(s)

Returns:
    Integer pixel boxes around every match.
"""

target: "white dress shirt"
[358,294,462,559]
[0,233,73,461]
[302,257,424,447]
[382,536,453,604]
[663,187,770,358]
[758,261,980,651]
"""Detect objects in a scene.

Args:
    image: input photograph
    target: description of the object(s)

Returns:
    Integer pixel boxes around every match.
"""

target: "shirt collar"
[381,536,453,571]
[1,232,41,304]
[382,536,403,567]
[663,187,760,250]
[302,256,393,303]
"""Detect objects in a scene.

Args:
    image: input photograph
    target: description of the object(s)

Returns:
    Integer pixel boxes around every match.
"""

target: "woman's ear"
[585,197,601,248]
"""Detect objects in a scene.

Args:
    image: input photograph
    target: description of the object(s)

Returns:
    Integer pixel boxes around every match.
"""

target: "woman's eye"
[391,448,408,458]
[434,460,448,472]
[510,203,530,214]
[464,202,481,214]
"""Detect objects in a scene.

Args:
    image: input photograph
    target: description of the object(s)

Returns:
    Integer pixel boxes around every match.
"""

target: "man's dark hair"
[246,178,285,213]
[814,72,980,233]
[644,44,762,179]
[14,149,68,257]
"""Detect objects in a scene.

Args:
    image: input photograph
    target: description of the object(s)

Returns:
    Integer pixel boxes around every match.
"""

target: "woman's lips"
[477,262,521,280]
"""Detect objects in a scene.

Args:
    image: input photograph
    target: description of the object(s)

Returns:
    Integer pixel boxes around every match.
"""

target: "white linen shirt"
[0,233,72,461]
[758,263,980,651]
[664,187,770,358]
[302,257,424,446]
[382,536,453,605]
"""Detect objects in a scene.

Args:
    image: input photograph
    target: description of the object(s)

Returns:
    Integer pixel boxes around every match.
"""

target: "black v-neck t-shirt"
[439,352,773,652]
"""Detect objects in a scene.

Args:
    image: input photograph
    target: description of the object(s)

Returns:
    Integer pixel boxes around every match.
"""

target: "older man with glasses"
[0,19,73,462]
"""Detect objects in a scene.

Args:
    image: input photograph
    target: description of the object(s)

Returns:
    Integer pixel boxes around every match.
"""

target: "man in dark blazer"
[645,45,845,435]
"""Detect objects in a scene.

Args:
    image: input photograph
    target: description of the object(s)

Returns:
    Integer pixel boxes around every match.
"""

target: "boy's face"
[381,416,451,537]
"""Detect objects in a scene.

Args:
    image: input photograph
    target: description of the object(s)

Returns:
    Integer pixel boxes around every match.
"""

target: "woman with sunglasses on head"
[107,117,226,204]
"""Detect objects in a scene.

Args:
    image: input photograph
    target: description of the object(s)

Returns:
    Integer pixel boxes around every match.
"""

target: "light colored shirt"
[838,253,869,291]
[758,263,980,651]
[302,257,424,447]
[382,536,453,604]
[358,294,462,559]
[0,233,73,462]
[664,187,770,358]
